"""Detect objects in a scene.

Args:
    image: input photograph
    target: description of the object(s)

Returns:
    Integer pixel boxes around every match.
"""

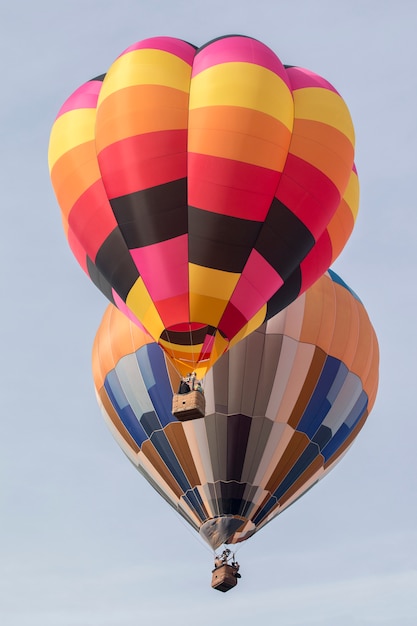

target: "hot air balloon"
[49,35,359,378]
[92,270,378,589]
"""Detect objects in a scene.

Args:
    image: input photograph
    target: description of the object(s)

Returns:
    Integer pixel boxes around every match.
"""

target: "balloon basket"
[172,390,206,421]
[211,564,239,592]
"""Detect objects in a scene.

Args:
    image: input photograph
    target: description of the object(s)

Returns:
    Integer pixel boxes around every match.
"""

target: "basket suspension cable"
[170,507,214,555]
[161,328,183,379]
[188,322,198,374]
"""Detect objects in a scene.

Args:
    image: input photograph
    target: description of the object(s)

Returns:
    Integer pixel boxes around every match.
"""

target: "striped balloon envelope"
[50,35,359,378]
[92,270,379,549]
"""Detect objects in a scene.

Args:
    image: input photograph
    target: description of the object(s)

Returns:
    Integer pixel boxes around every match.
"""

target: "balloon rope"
[162,327,184,378]
[171,509,214,555]
[188,324,198,372]
[161,324,198,378]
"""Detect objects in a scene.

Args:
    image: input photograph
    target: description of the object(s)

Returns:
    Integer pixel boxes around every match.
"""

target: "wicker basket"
[211,564,239,592]
[172,390,206,421]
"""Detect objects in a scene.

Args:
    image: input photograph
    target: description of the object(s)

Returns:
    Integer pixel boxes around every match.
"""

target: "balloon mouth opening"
[160,323,226,345]
[159,323,229,377]
[200,516,252,550]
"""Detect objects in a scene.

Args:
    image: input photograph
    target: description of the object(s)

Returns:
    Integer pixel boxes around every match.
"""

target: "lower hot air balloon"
[92,270,379,591]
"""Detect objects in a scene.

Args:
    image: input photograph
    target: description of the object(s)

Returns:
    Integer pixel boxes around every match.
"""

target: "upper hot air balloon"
[50,35,359,377]
[92,270,379,578]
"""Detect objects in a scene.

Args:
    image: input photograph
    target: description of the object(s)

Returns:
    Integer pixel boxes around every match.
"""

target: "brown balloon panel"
[92,271,379,549]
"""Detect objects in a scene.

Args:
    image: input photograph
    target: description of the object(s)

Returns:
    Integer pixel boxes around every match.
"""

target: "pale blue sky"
[1,1,416,624]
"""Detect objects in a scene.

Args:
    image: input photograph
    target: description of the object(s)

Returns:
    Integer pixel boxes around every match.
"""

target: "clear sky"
[1,1,416,624]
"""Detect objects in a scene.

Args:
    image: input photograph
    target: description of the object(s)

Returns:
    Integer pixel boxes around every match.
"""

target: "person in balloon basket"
[178,379,191,394]
[214,550,241,578]
[178,373,204,395]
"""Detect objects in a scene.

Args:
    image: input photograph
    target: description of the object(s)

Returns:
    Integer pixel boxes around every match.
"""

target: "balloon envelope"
[92,270,378,549]
[50,35,359,377]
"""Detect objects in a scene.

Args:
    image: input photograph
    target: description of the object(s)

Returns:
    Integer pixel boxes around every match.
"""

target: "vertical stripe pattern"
[92,271,379,549]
